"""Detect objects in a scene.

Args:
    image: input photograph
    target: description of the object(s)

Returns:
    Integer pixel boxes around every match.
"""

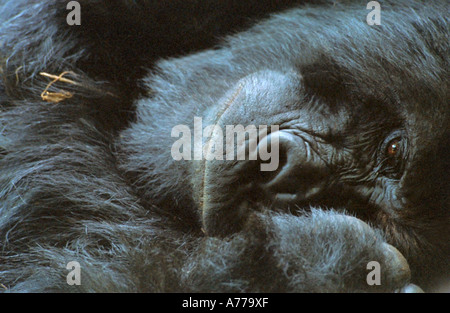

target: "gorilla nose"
[201,129,330,236]
[255,130,329,205]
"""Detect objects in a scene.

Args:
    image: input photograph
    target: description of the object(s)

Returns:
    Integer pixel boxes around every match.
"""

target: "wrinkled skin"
[0,0,449,292]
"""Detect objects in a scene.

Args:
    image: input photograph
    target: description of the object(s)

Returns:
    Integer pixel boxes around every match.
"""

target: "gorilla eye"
[386,139,400,157]
[378,132,408,179]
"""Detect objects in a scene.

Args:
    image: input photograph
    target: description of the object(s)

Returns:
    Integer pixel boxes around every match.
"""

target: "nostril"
[254,130,329,203]
[255,144,288,184]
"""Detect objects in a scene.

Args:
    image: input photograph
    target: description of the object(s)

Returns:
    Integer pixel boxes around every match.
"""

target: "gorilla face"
[0,0,448,292]
[118,2,449,288]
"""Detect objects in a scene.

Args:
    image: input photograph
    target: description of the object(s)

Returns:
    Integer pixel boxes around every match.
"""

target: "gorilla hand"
[183,210,416,292]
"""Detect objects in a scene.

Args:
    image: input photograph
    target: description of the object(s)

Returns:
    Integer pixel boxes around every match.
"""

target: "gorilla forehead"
[146,2,448,117]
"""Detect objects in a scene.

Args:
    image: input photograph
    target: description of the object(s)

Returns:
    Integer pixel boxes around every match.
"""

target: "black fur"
[0,0,448,292]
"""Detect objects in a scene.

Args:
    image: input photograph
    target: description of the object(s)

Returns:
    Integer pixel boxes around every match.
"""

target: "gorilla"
[0,0,448,293]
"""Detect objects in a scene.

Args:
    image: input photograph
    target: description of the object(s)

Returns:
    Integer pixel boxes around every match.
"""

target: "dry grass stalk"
[40,71,77,103]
